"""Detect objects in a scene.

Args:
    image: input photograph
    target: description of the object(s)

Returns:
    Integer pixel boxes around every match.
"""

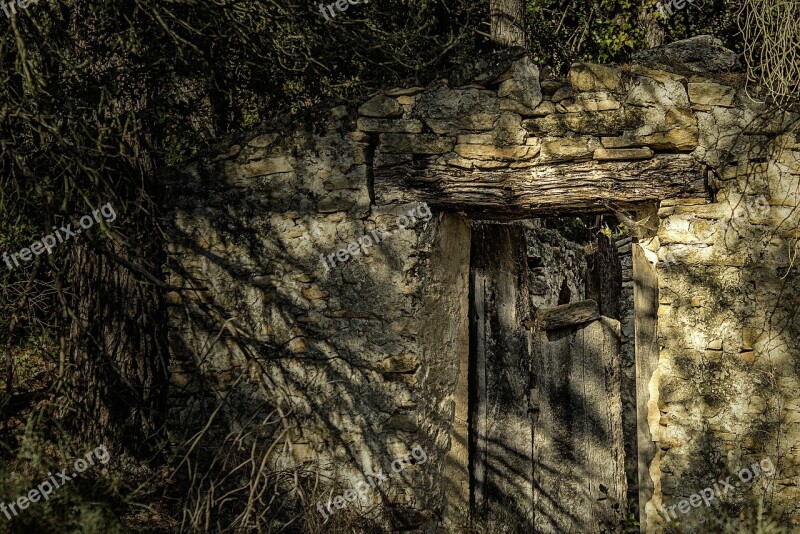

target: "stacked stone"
[357,57,706,175]
[164,34,800,532]
[163,109,438,530]
[523,223,587,309]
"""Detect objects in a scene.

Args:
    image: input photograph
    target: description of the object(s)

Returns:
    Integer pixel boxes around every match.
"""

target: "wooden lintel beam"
[374,154,706,216]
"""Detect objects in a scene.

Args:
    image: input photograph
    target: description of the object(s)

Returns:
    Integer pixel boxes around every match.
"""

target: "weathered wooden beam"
[374,154,706,216]
[524,299,600,331]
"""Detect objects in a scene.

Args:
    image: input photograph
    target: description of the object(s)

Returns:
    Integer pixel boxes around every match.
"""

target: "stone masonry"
[163,35,800,532]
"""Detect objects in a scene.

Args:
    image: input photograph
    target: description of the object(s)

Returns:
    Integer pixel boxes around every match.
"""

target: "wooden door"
[470,225,627,532]
[469,223,533,525]
[530,301,627,533]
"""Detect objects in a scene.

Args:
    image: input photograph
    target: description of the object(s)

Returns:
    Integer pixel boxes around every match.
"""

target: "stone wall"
[163,35,800,532]
[163,113,459,530]
[524,221,588,309]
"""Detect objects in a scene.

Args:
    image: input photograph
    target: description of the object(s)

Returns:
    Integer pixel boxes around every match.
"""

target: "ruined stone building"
[163,36,800,532]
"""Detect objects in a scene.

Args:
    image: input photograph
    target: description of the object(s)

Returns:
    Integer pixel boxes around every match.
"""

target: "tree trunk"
[639,4,665,48]
[69,241,168,459]
[63,3,169,461]
[490,0,527,48]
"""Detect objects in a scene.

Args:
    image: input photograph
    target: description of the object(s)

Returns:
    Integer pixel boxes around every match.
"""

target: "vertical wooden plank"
[585,234,622,320]
[533,326,577,532]
[426,214,472,533]
[532,317,626,533]
[471,270,487,509]
[485,225,533,523]
[633,244,659,532]
[584,318,626,529]
[469,223,532,523]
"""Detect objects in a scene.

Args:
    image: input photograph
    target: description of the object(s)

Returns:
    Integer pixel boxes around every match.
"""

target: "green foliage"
[594,0,647,61]
[526,0,743,72]
[543,216,591,244]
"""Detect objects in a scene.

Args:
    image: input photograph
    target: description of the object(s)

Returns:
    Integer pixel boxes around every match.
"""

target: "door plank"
[469,223,533,523]
[533,317,626,533]
[473,271,487,508]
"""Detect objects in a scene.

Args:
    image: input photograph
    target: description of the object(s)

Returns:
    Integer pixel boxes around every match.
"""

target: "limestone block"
[425,114,496,134]
[414,87,499,119]
[441,156,476,169]
[454,144,532,161]
[688,82,736,107]
[741,327,762,351]
[499,98,544,116]
[639,127,699,151]
[379,133,456,154]
[248,133,279,148]
[530,101,557,116]
[740,101,797,134]
[551,86,574,103]
[288,338,307,353]
[601,136,644,149]
[316,196,357,213]
[593,147,654,160]
[374,353,420,373]
[494,112,527,145]
[660,198,707,207]
[359,94,403,118]
[302,287,329,300]
[568,62,623,92]
[631,35,741,73]
[385,86,425,96]
[626,74,689,107]
[290,443,318,464]
[385,413,419,433]
[664,107,696,128]
[228,157,293,179]
[324,165,368,191]
[775,148,800,170]
[561,109,641,135]
[523,114,569,136]
[539,136,600,163]
[283,226,306,238]
[497,56,542,110]
[456,133,494,145]
[559,91,621,112]
[540,79,563,94]
[605,123,698,151]
[357,118,424,133]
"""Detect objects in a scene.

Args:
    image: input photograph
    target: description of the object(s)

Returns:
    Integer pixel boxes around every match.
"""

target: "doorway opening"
[467,215,645,533]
